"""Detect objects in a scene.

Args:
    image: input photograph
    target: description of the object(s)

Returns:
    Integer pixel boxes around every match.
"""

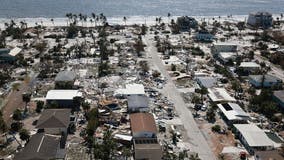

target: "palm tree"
[51,18,54,26]
[260,61,269,88]
[22,93,31,113]
[123,16,127,26]
[167,12,171,24]
[231,80,241,97]
[91,12,96,26]
[200,86,208,101]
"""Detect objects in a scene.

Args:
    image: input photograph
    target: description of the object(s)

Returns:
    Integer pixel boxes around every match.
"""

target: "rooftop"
[8,47,22,56]
[239,62,260,68]
[255,150,284,160]
[249,74,282,83]
[218,52,237,59]
[234,124,274,147]
[36,109,71,129]
[115,83,145,96]
[130,113,157,134]
[133,138,162,160]
[127,95,149,109]
[55,70,76,82]
[46,90,82,100]
[217,103,250,121]
[196,76,217,88]
[208,88,236,102]
[213,42,237,46]
[14,133,65,160]
[274,90,284,102]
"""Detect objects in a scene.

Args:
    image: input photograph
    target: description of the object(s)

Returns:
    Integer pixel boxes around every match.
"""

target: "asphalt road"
[143,34,216,160]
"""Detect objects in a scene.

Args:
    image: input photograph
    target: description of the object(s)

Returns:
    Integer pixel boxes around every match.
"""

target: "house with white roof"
[208,88,236,103]
[218,103,250,124]
[234,124,274,154]
[114,83,145,97]
[46,90,82,108]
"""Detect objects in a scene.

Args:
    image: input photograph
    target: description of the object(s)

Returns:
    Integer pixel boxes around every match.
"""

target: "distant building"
[133,138,163,160]
[247,12,273,29]
[0,47,22,63]
[55,70,76,89]
[218,103,250,124]
[36,109,71,135]
[195,30,214,42]
[196,76,217,88]
[176,16,198,31]
[211,42,237,55]
[127,95,149,113]
[130,113,157,138]
[46,90,82,108]
[14,133,66,160]
[239,62,260,73]
[249,74,282,88]
[233,124,274,154]
[218,52,237,63]
[273,90,284,108]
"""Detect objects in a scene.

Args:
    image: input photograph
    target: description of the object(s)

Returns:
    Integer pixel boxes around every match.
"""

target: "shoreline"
[0,14,282,29]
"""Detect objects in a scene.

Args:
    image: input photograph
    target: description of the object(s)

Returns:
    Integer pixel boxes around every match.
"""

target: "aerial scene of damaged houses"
[0,11,284,160]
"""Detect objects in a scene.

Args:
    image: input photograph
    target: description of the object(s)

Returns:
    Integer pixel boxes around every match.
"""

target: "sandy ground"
[2,82,29,125]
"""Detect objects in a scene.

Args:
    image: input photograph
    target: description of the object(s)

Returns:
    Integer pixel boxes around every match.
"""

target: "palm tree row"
[65,12,107,27]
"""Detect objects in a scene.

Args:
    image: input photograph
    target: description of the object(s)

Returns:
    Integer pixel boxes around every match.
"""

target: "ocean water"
[0,0,283,18]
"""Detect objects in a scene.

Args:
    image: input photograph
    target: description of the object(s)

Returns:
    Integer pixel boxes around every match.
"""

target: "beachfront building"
[248,74,282,88]
[55,70,76,89]
[176,16,198,31]
[233,124,274,154]
[273,90,284,109]
[247,12,273,29]
[0,47,22,63]
[211,42,237,55]
[36,109,71,135]
[218,103,250,124]
[45,90,82,108]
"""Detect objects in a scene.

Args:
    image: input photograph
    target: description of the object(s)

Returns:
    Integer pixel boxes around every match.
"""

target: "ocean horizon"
[0,0,283,18]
